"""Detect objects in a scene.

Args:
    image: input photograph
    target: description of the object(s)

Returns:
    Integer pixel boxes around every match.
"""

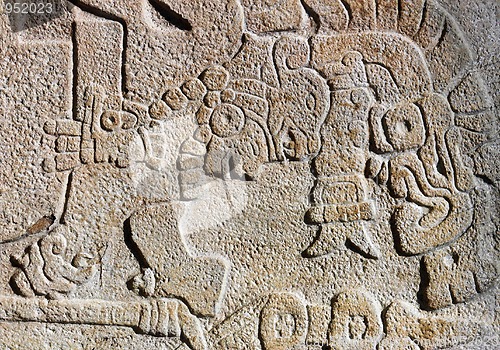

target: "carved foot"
[304,221,380,259]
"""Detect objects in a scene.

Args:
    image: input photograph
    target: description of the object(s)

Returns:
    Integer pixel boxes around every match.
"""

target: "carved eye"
[210,104,244,138]
[342,51,363,67]
[101,111,121,131]
[305,92,316,111]
[383,103,425,151]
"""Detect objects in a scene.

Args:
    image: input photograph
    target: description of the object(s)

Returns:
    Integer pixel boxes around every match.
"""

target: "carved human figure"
[304,49,379,259]
[126,55,329,317]
[310,30,475,259]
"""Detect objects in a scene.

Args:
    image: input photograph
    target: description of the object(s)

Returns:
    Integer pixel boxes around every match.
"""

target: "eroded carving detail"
[328,290,383,349]
[208,289,489,349]
[380,300,487,349]
[259,293,308,350]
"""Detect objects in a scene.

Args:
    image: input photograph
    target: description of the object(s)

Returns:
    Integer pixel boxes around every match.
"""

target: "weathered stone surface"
[0,0,498,349]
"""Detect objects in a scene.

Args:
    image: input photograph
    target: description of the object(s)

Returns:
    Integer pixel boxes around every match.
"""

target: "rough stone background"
[0,0,498,349]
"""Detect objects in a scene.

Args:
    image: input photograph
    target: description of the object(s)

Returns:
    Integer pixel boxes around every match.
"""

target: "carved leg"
[305,87,379,259]
[128,202,229,318]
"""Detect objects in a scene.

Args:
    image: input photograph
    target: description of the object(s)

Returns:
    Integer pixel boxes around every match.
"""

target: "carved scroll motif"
[10,226,98,299]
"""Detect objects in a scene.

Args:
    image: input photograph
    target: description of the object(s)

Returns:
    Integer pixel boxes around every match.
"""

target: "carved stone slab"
[0,0,498,349]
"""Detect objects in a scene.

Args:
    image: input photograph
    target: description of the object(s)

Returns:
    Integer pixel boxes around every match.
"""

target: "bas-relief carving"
[0,0,498,349]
